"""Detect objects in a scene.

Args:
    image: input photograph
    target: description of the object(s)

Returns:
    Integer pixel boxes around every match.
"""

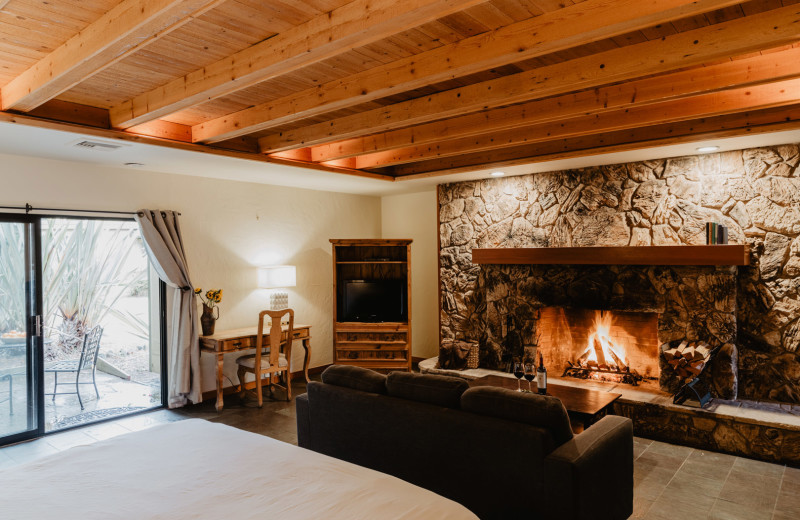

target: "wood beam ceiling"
[350,77,800,168]
[257,4,800,154]
[388,105,800,178]
[107,0,488,129]
[310,47,800,163]
[0,0,227,112]
[3,0,800,181]
[191,0,744,144]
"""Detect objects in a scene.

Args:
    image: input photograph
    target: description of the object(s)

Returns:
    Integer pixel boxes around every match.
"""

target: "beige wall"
[0,153,382,392]
[381,189,439,360]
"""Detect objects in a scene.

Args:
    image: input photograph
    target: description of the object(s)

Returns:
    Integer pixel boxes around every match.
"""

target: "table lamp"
[258,265,296,310]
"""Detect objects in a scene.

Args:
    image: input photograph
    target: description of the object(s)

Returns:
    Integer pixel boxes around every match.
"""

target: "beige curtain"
[135,210,201,408]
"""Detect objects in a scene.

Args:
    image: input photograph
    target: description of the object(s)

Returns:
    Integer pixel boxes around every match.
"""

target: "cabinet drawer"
[220,337,255,351]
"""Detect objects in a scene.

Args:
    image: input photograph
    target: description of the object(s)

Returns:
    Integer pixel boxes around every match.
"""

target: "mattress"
[0,419,477,520]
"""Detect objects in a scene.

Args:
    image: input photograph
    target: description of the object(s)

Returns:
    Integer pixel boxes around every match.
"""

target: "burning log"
[592,338,606,365]
[606,345,627,371]
[662,341,712,380]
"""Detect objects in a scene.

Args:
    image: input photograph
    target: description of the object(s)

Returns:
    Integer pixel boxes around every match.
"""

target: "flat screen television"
[341,279,406,322]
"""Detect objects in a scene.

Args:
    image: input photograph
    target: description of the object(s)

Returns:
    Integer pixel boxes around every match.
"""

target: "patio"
[0,365,160,435]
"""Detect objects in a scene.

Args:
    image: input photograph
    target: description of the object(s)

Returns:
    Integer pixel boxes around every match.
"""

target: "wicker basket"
[466,342,479,369]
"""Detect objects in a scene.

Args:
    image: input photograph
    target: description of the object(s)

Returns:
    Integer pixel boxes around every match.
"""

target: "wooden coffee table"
[470,375,622,431]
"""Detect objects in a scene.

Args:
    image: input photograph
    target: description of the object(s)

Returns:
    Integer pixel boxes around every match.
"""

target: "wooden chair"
[236,309,294,407]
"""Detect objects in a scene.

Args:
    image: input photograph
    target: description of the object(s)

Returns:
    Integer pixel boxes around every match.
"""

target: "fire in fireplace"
[536,307,660,386]
[564,311,645,385]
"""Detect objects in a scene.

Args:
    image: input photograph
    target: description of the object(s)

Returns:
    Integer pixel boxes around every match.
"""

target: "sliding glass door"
[41,217,162,432]
[0,212,164,445]
[0,216,42,445]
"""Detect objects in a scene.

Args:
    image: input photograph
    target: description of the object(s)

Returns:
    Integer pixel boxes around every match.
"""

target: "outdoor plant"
[43,220,144,358]
[0,223,25,333]
[0,220,146,359]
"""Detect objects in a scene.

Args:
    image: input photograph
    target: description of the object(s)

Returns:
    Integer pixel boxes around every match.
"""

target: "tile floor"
[1,379,798,520]
[632,437,799,520]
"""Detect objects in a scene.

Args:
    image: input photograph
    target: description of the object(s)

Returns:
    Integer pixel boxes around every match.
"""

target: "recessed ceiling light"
[124,162,145,167]
[491,171,505,177]
[696,146,720,153]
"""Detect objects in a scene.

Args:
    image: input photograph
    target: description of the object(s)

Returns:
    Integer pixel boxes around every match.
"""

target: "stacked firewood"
[662,341,711,379]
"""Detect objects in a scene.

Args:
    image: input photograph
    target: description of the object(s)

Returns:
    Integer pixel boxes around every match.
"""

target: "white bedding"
[0,419,477,520]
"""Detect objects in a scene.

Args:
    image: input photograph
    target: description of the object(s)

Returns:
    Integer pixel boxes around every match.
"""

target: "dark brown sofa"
[296,366,633,520]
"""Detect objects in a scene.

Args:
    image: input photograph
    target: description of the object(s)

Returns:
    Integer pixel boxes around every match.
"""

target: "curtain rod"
[0,204,180,216]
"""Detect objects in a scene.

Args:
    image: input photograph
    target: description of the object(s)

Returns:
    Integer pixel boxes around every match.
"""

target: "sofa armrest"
[542,415,633,520]
[295,393,312,449]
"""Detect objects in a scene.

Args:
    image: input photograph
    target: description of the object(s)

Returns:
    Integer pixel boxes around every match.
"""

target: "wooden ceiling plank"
[354,77,800,168]
[391,104,800,178]
[0,11,84,45]
[1,0,229,112]
[108,0,488,130]
[258,3,800,153]
[193,0,745,143]
[311,47,800,161]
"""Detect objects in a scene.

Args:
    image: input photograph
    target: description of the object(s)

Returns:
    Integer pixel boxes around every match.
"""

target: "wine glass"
[513,362,524,392]
[524,363,535,392]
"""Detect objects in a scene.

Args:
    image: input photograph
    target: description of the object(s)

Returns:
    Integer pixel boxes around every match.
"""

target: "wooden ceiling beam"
[355,77,800,168]
[191,0,744,143]
[311,47,800,162]
[0,0,227,112]
[27,99,110,129]
[108,0,486,130]
[390,105,800,178]
[258,4,800,154]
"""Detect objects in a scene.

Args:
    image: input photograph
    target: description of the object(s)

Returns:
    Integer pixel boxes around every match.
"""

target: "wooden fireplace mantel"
[471,245,750,266]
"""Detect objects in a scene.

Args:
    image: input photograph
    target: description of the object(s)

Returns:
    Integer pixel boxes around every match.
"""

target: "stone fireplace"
[438,143,800,404]
[478,263,738,398]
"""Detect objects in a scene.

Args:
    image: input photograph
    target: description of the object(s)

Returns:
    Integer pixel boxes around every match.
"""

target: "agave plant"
[0,219,147,359]
[42,219,145,358]
[0,223,26,333]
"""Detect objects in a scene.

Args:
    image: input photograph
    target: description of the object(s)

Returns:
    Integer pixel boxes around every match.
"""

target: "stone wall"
[439,144,800,404]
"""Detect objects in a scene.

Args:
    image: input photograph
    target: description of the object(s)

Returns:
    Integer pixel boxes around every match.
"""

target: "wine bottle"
[536,351,547,395]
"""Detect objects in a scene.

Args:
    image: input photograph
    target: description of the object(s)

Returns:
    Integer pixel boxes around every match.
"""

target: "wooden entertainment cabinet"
[331,239,412,372]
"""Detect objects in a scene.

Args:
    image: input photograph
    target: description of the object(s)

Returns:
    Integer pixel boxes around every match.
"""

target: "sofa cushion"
[320,365,387,394]
[461,386,573,446]
[386,371,469,408]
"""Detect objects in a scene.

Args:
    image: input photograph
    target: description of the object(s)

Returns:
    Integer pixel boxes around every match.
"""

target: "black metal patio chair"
[45,326,103,410]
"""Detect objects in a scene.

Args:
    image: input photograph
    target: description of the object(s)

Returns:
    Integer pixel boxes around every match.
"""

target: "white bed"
[0,419,477,520]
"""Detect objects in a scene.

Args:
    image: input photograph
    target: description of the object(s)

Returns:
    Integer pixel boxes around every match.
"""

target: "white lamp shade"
[258,265,296,289]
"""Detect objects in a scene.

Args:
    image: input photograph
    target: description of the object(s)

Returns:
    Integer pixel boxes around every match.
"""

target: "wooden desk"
[470,375,621,430]
[200,324,311,412]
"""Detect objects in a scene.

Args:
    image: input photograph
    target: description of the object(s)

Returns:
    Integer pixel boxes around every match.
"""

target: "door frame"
[0,213,167,447]
[0,213,43,446]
